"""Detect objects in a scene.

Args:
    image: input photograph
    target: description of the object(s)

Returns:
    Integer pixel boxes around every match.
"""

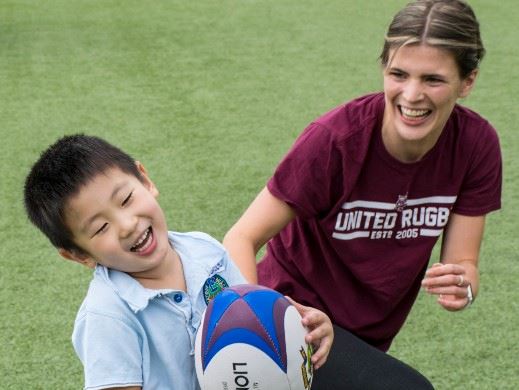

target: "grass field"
[1,0,518,388]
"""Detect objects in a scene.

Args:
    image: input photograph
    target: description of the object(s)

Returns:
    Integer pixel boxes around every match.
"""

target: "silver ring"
[457,275,464,287]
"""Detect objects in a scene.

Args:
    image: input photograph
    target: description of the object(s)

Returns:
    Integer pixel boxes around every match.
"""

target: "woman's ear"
[459,69,478,98]
[58,248,97,269]
[135,161,159,198]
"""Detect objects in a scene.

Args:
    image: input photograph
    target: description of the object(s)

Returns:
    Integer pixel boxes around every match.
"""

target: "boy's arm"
[73,312,144,390]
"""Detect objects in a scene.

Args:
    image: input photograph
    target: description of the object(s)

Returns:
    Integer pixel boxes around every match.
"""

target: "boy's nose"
[118,214,138,238]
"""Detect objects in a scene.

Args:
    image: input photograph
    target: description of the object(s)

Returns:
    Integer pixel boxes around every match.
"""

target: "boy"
[23,134,332,390]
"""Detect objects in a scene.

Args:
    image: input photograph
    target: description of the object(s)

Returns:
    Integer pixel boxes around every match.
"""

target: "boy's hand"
[285,296,333,370]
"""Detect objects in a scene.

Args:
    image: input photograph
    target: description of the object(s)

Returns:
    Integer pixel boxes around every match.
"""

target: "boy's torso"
[72,231,246,390]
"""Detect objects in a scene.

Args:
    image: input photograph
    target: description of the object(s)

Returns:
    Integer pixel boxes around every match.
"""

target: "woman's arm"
[223,186,296,283]
[421,213,485,310]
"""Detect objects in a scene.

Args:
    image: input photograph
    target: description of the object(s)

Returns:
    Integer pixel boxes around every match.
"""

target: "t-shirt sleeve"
[72,311,143,390]
[453,121,502,216]
[267,122,345,219]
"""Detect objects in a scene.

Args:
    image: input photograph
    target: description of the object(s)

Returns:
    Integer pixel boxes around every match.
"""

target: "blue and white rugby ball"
[195,284,313,390]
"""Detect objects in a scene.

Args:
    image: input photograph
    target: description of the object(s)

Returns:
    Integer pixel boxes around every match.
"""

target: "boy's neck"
[131,246,186,291]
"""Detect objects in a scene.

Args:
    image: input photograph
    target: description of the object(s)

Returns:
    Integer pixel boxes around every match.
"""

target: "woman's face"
[382,44,476,162]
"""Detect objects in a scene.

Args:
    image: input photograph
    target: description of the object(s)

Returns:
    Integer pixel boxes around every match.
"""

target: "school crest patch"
[202,274,229,305]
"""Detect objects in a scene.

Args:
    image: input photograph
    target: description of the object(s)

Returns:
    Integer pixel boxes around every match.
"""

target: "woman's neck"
[381,118,440,163]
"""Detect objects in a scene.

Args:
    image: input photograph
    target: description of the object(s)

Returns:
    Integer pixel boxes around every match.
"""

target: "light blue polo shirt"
[72,231,246,390]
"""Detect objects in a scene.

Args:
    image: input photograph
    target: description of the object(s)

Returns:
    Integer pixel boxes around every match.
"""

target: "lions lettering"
[232,362,249,390]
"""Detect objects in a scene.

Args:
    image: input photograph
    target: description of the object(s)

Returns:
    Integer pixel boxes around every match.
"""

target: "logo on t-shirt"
[203,274,229,305]
[332,196,456,241]
[395,193,408,212]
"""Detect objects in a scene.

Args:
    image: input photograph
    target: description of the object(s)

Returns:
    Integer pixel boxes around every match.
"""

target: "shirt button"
[173,293,183,303]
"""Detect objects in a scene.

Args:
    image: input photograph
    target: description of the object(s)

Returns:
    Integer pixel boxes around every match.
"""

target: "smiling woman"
[223,0,502,388]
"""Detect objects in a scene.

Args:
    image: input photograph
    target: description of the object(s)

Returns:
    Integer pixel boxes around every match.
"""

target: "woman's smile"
[382,44,476,162]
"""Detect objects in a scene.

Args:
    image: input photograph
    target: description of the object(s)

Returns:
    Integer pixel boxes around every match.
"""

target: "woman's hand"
[425,213,484,311]
[421,263,472,311]
[285,296,334,370]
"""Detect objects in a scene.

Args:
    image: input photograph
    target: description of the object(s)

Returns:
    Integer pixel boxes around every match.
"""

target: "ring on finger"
[457,275,464,287]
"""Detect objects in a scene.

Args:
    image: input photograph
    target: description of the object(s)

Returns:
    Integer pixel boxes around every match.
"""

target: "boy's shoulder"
[75,267,144,322]
[169,231,247,302]
[169,230,222,247]
[169,230,226,264]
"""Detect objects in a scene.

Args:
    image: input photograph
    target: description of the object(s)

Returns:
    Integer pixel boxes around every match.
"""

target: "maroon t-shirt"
[258,93,502,350]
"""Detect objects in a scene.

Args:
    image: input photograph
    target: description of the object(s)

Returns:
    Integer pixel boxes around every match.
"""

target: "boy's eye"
[93,223,108,237]
[122,191,133,206]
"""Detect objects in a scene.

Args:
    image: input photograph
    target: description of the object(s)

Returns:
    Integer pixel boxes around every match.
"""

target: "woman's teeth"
[400,106,430,119]
[131,228,152,252]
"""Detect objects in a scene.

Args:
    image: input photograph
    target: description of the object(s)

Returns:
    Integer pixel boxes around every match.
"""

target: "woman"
[224,0,501,388]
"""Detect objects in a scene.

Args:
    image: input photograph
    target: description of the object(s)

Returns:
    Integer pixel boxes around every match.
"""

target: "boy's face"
[60,163,174,279]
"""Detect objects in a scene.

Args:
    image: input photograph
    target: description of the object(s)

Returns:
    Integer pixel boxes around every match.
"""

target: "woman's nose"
[402,79,424,102]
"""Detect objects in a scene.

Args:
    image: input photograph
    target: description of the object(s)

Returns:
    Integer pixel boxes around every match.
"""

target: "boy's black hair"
[24,134,143,253]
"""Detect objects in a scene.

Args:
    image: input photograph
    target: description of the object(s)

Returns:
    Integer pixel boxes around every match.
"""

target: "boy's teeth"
[401,106,430,118]
[131,228,152,252]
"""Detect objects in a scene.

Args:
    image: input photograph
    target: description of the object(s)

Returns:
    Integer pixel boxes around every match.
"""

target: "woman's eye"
[426,77,443,84]
[390,71,405,79]
[122,191,133,206]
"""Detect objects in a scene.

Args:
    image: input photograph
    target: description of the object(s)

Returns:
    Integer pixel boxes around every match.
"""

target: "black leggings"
[312,325,434,390]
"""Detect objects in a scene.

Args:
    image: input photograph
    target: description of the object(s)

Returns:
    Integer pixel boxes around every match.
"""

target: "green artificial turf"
[1,1,517,388]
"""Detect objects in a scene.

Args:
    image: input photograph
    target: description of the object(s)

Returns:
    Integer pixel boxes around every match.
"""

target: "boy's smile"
[61,163,178,283]
[130,226,155,254]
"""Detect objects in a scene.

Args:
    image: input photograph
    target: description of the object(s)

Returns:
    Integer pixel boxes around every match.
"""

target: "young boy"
[23,134,332,390]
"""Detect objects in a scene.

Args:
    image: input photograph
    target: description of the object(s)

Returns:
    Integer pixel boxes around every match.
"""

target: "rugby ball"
[195,284,313,390]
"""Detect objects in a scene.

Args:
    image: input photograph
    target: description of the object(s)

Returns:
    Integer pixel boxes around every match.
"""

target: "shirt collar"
[94,231,227,312]
[95,266,165,312]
